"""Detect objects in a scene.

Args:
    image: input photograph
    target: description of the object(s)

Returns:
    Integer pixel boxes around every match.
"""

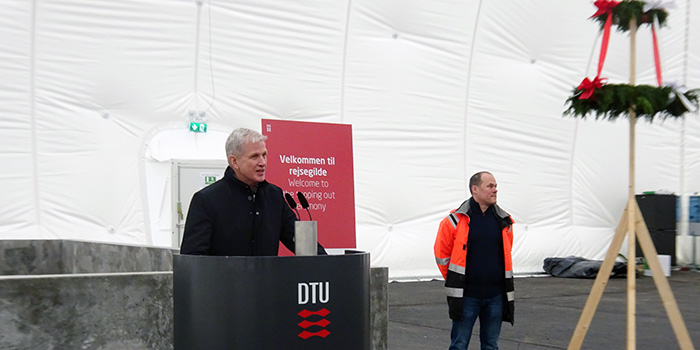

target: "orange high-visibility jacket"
[433,199,515,324]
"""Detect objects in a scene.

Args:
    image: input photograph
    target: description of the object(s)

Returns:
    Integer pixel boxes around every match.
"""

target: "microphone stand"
[294,191,317,256]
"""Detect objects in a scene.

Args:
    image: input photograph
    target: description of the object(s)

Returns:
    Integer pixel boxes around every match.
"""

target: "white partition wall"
[1,1,699,279]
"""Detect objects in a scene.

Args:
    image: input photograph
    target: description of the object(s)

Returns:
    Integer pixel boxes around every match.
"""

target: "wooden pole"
[626,17,637,350]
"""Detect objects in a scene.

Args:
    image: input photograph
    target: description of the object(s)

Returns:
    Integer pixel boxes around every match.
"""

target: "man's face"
[229,140,267,187]
[472,173,498,207]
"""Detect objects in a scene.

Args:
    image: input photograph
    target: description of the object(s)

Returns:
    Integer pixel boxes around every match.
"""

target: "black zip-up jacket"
[180,166,324,256]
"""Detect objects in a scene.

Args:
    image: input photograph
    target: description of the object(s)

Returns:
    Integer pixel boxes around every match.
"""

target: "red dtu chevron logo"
[297,308,330,339]
[298,329,330,340]
[298,319,330,328]
[298,308,330,318]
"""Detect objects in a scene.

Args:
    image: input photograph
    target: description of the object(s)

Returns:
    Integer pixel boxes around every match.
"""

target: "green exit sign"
[189,122,207,133]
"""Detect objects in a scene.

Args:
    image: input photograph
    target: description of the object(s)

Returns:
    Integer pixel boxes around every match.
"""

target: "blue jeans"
[449,295,503,350]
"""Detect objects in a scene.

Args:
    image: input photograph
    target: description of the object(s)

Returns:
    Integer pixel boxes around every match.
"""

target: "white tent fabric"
[1,0,699,279]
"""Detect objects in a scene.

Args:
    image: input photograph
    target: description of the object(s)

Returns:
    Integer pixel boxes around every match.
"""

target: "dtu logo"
[297,281,330,339]
[298,282,329,304]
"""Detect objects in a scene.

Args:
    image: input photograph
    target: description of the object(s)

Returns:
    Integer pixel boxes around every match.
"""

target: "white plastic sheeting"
[1,0,699,279]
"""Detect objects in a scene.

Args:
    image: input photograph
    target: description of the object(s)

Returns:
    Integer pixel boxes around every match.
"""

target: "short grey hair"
[225,128,267,158]
[469,171,492,195]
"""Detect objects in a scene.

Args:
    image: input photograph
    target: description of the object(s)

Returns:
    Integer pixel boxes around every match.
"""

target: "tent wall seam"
[461,0,484,198]
[568,125,580,229]
[193,2,202,109]
[204,2,216,112]
[340,0,353,124]
[30,0,41,227]
[137,137,153,245]
[679,0,691,238]
[682,0,691,87]
[568,30,601,230]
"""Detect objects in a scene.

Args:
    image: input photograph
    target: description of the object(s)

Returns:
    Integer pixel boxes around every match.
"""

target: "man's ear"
[229,154,238,170]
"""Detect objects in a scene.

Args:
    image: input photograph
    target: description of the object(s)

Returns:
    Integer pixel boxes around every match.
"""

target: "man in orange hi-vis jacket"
[434,171,514,350]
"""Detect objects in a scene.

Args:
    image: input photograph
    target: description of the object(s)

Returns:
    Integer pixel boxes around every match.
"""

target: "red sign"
[262,119,356,251]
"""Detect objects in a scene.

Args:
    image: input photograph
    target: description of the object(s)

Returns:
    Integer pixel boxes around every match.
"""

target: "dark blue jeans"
[449,295,503,350]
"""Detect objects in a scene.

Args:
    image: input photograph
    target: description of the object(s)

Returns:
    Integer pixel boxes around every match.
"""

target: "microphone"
[285,192,300,220]
[297,192,312,221]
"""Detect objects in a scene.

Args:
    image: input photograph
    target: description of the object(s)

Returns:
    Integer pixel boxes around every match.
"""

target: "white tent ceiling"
[1,0,699,279]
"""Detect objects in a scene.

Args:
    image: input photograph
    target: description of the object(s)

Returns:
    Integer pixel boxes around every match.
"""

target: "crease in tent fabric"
[204,1,216,113]
[340,0,354,124]
[193,0,202,109]
[461,0,483,195]
[30,0,41,227]
[568,28,601,230]
[679,0,692,237]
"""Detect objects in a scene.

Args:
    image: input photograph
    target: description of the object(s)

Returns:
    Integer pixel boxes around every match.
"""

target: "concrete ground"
[388,270,700,350]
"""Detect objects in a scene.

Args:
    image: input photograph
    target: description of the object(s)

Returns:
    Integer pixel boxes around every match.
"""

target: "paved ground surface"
[388,270,700,350]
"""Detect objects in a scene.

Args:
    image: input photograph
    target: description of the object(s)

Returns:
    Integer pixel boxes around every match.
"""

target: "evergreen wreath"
[592,1,669,32]
[565,84,700,121]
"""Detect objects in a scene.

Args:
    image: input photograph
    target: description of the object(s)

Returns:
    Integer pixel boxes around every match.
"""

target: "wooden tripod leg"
[626,198,637,350]
[568,207,629,350]
[634,202,695,350]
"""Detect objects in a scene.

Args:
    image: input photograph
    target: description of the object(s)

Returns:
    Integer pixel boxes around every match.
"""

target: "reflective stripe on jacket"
[433,198,515,324]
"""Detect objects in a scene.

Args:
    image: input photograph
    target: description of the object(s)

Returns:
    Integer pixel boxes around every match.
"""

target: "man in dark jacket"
[180,127,325,256]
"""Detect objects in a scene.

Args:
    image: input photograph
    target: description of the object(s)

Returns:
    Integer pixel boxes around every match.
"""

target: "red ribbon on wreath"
[591,0,620,17]
[576,1,619,100]
[651,18,663,86]
[577,76,606,100]
[591,0,620,77]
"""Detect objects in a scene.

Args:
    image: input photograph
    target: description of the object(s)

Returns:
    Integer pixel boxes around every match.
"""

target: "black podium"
[173,251,370,350]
